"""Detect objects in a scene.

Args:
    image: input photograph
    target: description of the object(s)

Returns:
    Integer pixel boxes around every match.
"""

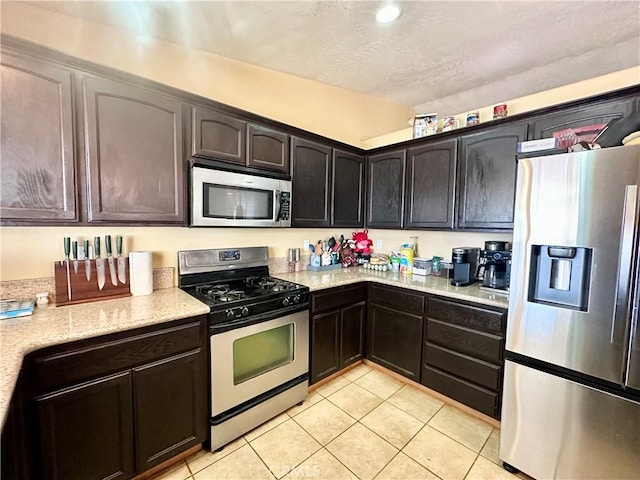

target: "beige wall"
[0,3,635,285]
[362,67,640,149]
[0,226,511,282]
[0,2,414,147]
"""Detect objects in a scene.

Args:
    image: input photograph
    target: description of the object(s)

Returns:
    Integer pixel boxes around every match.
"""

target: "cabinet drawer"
[427,297,505,335]
[369,284,424,315]
[422,366,500,418]
[425,342,502,391]
[427,319,503,364]
[33,321,202,395]
[311,283,366,313]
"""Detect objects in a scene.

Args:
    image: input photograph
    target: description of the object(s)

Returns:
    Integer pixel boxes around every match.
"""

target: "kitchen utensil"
[63,237,72,301]
[328,237,336,250]
[116,235,127,284]
[84,240,91,281]
[72,240,79,274]
[95,236,106,290]
[105,235,118,286]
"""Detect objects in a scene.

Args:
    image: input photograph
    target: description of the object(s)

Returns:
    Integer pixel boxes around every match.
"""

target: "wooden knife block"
[54,259,131,306]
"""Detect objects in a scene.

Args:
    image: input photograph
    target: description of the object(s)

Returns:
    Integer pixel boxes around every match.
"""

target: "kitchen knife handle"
[84,240,90,259]
[94,236,101,258]
[72,241,78,260]
[116,235,123,256]
[105,235,112,255]
[63,237,71,259]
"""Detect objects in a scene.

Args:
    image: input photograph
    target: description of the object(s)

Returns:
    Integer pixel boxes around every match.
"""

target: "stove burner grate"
[216,290,244,302]
[246,277,291,292]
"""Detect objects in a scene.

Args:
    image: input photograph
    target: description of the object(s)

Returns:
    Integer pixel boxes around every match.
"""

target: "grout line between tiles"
[183,368,498,480]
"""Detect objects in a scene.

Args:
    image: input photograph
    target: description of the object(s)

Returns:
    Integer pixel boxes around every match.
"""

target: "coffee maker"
[451,247,480,286]
[477,241,512,293]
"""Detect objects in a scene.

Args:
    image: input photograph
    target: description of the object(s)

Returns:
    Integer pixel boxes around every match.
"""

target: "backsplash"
[269,254,311,274]
[1,267,175,303]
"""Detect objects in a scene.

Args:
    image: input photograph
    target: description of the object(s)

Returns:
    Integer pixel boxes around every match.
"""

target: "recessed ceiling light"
[375,4,402,24]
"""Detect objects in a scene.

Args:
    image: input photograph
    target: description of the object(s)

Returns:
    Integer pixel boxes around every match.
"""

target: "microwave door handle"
[275,189,282,221]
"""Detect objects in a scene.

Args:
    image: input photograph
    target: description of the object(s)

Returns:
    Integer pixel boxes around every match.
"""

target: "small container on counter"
[293,248,301,272]
[412,258,432,276]
[431,256,443,276]
[400,247,414,274]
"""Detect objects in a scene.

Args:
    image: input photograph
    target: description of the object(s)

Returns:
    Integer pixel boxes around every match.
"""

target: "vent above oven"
[178,246,269,276]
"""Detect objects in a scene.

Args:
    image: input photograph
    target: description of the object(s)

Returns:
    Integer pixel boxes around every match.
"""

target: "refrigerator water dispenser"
[528,245,593,311]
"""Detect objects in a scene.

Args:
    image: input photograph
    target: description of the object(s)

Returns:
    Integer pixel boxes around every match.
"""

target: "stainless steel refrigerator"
[500,145,640,480]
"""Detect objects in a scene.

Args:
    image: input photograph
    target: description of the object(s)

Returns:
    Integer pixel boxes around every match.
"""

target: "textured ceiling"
[29,1,640,117]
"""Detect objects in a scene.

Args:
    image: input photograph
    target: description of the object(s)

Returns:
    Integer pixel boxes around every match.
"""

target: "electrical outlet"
[303,239,310,251]
[376,239,383,249]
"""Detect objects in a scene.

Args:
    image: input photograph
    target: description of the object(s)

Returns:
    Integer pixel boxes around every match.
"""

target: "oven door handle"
[209,303,309,335]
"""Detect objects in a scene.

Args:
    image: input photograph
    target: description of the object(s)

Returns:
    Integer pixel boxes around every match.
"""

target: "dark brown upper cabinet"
[531,98,636,140]
[191,105,245,164]
[458,122,528,230]
[0,50,78,223]
[291,141,364,228]
[405,140,457,230]
[332,149,365,228]
[366,149,406,229]
[247,123,290,174]
[291,137,332,228]
[81,75,185,224]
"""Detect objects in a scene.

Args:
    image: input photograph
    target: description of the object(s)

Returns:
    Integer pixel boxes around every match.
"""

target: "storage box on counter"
[413,258,432,276]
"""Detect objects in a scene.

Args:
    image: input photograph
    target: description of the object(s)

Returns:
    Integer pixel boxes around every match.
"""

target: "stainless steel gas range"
[178,246,309,451]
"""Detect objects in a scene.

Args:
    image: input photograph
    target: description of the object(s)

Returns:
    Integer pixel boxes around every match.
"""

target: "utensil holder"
[54,259,131,306]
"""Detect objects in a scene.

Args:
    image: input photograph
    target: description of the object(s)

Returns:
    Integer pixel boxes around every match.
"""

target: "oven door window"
[233,323,294,384]
[203,183,273,220]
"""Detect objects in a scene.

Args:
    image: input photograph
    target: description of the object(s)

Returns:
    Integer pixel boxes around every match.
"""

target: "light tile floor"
[151,364,528,480]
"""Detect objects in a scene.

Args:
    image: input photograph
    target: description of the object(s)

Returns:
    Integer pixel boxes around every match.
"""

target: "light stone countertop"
[1,288,210,424]
[1,268,509,425]
[273,267,510,309]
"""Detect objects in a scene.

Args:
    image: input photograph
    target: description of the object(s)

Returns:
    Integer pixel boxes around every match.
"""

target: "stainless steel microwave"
[191,166,291,227]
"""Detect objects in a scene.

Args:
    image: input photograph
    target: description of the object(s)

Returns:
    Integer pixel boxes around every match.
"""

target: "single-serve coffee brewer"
[451,247,480,287]
[477,241,512,294]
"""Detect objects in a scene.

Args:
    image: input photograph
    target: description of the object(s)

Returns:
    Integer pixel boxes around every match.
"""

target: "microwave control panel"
[279,192,290,221]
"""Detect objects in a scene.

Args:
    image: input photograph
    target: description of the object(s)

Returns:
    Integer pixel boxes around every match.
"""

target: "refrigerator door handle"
[612,185,639,348]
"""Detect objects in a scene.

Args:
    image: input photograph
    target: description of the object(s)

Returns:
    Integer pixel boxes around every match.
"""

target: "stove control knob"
[293,295,301,304]
[241,307,249,317]
[283,297,290,307]
[226,309,235,320]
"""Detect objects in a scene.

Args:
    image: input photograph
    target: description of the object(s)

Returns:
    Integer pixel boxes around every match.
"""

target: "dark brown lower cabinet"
[36,371,135,480]
[422,296,506,419]
[311,310,340,383]
[310,284,366,384]
[365,284,425,382]
[2,316,207,480]
[366,303,423,382]
[133,349,205,472]
[340,302,365,368]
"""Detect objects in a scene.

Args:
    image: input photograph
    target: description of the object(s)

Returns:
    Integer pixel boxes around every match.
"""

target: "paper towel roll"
[129,251,153,296]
